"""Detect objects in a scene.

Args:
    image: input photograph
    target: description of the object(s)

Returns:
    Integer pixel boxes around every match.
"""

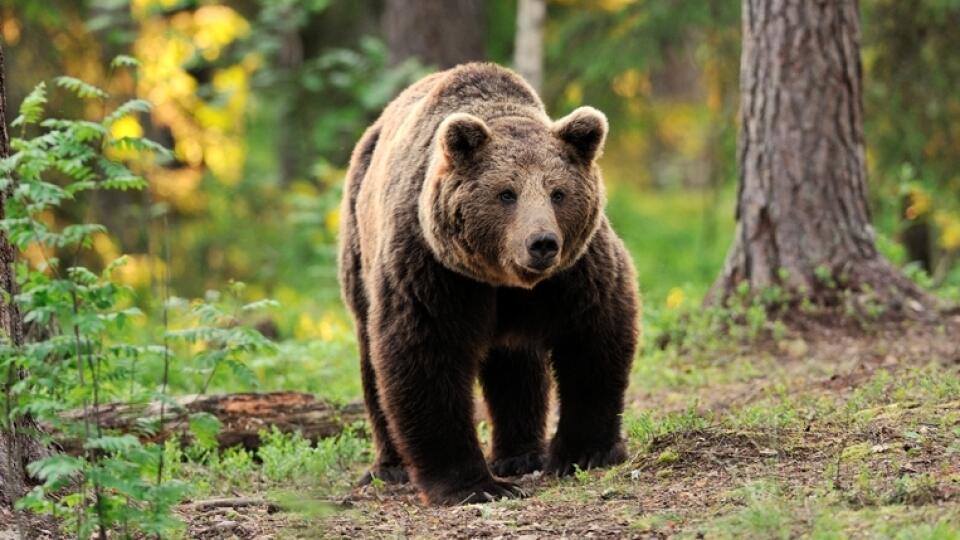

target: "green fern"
[11,82,47,128]
[108,136,172,158]
[110,55,141,69]
[55,76,109,99]
[104,99,152,127]
[83,435,141,453]
[101,174,148,191]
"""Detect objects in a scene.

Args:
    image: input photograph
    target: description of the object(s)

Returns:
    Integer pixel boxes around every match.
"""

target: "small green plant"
[715,480,793,539]
[815,265,837,289]
[887,473,941,506]
[256,425,369,491]
[572,464,590,483]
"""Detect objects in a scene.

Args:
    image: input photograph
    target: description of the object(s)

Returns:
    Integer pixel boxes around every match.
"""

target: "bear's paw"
[427,478,526,505]
[545,438,628,477]
[357,463,409,486]
[489,451,544,477]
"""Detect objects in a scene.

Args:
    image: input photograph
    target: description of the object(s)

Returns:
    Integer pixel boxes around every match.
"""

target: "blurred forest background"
[4,0,960,397]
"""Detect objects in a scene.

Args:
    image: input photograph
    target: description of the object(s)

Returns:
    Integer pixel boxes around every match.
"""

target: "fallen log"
[53,392,367,453]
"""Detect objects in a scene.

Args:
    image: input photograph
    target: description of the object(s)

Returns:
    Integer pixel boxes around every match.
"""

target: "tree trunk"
[0,40,47,514]
[513,0,545,93]
[382,0,487,69]
[53,393,366,453]
[712,0,935,314]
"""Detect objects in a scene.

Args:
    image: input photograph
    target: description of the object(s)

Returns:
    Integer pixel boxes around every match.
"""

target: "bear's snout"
[525,232,561,270]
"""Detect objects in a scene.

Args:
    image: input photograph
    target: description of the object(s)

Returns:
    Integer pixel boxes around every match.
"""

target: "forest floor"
[178,311,960,539]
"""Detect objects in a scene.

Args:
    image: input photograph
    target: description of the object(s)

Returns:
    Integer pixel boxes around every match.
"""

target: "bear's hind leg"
[480,347,548,477]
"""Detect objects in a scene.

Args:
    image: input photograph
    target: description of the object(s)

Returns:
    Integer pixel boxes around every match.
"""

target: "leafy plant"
[0,62,277,537]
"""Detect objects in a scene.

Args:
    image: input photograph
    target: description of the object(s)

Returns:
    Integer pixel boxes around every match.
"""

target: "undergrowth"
[0,60,276,537]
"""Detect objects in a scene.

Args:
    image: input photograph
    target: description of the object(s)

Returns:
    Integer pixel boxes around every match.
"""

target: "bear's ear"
[553,106,608,164]
[438,113,491,166]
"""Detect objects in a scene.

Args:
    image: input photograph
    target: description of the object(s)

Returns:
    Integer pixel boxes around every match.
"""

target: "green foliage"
[863,1,960,290]
[109,55,140,70]
[54,76,109,100]
[890,521,960,540]
[257,426,369,486]
[11,82,48,128]
[239,1,426,170]
[0,65,277,537]
[2,71,184,536]
[154,423,368,501]
[103,99,151,127]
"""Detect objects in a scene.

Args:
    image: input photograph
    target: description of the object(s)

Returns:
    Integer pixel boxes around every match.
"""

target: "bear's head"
[419,106,608,289]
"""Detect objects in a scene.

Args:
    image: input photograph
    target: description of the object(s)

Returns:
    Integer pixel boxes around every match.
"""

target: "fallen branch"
[52,392,366,453]
[191,497,281,513]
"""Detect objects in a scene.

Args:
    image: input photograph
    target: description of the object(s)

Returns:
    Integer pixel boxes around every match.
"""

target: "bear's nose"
[526,232,560,267]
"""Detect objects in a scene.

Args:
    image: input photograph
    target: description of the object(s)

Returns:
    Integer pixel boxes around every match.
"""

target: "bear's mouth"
[512,261,555,285]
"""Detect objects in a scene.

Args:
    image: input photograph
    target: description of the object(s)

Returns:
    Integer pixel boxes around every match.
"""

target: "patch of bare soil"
[179,497,313,539]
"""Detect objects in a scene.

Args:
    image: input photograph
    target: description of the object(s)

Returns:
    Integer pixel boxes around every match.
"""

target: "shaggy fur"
[338,63,640,505]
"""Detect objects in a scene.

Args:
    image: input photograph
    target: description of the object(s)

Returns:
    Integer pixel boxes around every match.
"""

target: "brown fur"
[338,63,640,505]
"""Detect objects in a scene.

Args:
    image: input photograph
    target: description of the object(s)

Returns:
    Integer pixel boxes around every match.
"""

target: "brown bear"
[338,63,639,505]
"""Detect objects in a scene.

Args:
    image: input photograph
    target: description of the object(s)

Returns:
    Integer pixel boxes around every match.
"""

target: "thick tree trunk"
[382,0,486,69]
[712,0,935,314]
[0,41,47,513]
[54,393,366,453]
[513,0,545,93]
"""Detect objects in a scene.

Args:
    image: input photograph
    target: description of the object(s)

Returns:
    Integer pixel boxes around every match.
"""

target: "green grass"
[691,480,960,540]
[624,405,711,451]
[605,183,735,308]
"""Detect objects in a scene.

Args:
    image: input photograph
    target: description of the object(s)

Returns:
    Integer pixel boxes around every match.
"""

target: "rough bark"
[513,0,545,93]
[712,0,936,314]
[0,39,48,513]
[382,0,486,69]
[53,393,366,453]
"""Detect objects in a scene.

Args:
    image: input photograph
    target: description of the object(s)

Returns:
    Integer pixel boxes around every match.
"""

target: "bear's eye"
[551,190,565,204]
[498,190,517,204]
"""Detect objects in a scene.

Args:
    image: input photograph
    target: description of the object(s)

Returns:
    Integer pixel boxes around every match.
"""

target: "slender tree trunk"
[513,0,545,93]
[0,41,47,518]
[712,0,935,314]
[382,0,487,69]
[277,24,305,185]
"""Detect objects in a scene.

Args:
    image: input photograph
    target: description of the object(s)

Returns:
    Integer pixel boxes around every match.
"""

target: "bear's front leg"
[546,269,639,476]
[369,282,524,505]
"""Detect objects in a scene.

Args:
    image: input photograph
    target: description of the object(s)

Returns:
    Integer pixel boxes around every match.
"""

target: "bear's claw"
[430,478,526,505]
[490,451,544,477]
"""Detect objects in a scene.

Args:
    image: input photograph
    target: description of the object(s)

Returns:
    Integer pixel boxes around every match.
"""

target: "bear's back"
[375,63,545,160]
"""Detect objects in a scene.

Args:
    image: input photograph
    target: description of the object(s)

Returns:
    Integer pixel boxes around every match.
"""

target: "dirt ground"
[176,312,960,539]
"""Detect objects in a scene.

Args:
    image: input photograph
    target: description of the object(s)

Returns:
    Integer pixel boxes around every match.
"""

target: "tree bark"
[382,0,487,69]
[0,40,48,515]
[712,0,935,314]
[54,393,366,453]
[513,0,545,93]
